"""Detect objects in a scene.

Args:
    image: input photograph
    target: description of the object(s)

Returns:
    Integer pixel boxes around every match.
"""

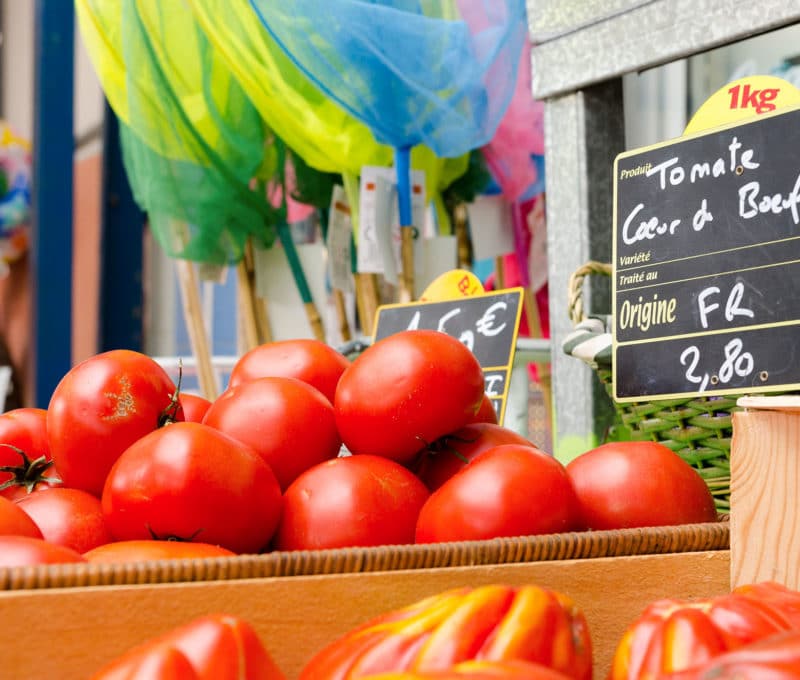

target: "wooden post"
[730,396,800,589]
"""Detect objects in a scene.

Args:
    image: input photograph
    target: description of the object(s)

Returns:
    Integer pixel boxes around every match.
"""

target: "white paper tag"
[357,166,426,279]
[253,241,328,341]
[467,194,515,260]
[417,236,458,298]
[327,185,354,293]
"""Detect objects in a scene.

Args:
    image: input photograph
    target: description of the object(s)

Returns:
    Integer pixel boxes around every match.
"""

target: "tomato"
[90,613,286,680]
[360,660,572,679]
[465,394,499,426]
[335,330,485,463]
[609,588,800,679]
[414,423,541,491]
[565,441,718,530]
[228,338,350,404]
[0,407,58,499]
[102,422,282,554]
[179,393,213,423]
[15,487,112,553]
[415,445,578,543]
[202,377,341,490]
[299,584,592,680]
[274,454,429,551]
[84,540,236,563]
[48,349,183,496]
[0,535,87,566]
[732,582,800,628]
[0,495,42,538]
[92,645,199,680]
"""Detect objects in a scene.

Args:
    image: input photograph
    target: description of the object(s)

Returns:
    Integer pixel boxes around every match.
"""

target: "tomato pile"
[0,330,718,565]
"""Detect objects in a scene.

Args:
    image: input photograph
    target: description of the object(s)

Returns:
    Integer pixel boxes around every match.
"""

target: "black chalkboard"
[373,288,524,423]
[613,105,800,400]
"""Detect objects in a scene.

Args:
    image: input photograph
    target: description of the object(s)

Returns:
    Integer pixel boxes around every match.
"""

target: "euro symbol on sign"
[476,302,507,337]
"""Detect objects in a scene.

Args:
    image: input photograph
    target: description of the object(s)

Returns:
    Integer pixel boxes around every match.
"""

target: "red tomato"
[47,350,183,496]
[92,645,199,680]
[15,487,112,553]
[90,614,286,680]
[299,585,591,680]
[415,445,578,543]
[84,540,236,563]
[565,441,718,530]
[0,535,87,566]
[202,377,341,490]
[228,338,350,404]
[275,454,429,551]
[179,393,213,423]
[335,330,485,463]
[358,660,572,679]
[415,423,541,491]
[465,394,499,425]
[0,407,58,499]
[0,495,42,538]
[102,422,282,554]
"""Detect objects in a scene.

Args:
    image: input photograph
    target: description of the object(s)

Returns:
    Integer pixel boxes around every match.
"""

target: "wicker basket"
[564,261,739,513]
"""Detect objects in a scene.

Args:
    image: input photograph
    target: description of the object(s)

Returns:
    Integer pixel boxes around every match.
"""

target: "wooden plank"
[0,551,730,679]
[731,410,800,588]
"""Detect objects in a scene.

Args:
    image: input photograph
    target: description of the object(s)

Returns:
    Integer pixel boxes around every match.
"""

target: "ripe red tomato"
[0,495,42,538]
[0,407,58,499]
[102,422,282,554]
[91,645,199,680]
[335,330,485,463]
[48,349,183,496]
[275,454,429,551]
[415,445,578,543]
[355,660,572,679]
[415,423,541,491]
[202,377,341,490]
[466,394,499,425]
[15,487,112,553]
[90,614,286,680]
[84,540,236,563]
[565,441,718,530]
[179,393,213,423]
[228,338,350,404]
[299,584,591,680]
[0,535,87,566]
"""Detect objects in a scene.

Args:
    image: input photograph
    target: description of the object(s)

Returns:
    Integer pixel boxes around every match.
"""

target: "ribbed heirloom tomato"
[335,330,485,463]
[47,349,183,497]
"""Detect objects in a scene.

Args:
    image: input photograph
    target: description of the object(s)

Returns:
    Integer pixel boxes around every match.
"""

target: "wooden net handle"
[567,261,612,326]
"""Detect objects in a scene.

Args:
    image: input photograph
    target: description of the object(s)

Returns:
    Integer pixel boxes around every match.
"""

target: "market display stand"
[531,0,800,459]
[0,548,729,678]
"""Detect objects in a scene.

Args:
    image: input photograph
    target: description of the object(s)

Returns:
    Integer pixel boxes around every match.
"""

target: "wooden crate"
[0,524,731,679]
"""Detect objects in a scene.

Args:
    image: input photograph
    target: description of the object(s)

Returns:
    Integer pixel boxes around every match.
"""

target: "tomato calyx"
[0,444,61,494]
[420,432,476,465]
[145,523,205,543]
[158,361,183,428]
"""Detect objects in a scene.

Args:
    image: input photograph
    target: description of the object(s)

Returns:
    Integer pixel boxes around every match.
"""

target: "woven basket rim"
[0,521,729,591]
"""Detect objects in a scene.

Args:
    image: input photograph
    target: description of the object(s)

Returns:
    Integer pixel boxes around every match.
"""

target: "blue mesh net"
[248,0,526,226]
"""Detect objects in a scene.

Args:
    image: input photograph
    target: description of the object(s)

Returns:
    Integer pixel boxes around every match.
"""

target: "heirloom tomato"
[566,441,718,530]
[90,613,286,680]
[414,423,540,491]
[609,586,800,679]
[299,584,591,680]
[335,330,485,463]
[228,338,350,404]
[360,659,571,678]
[15,487,112,553]
[202,377,341,490]
[84,539,236,563]
[0,407,58,499]
[102,422,282,554]
[274,454,429,551]
[0,535,86,566]
[416,445,578,543]
[48,349,183,496]
[179,393,213,423]
[0,495,42,538]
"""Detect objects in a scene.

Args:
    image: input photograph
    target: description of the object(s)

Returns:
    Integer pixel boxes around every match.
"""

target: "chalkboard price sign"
[613,105,800,400]
[373,288,524,423]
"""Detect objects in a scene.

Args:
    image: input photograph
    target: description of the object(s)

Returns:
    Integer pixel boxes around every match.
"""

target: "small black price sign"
[373,288,524,424]
[613,105,800,400]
